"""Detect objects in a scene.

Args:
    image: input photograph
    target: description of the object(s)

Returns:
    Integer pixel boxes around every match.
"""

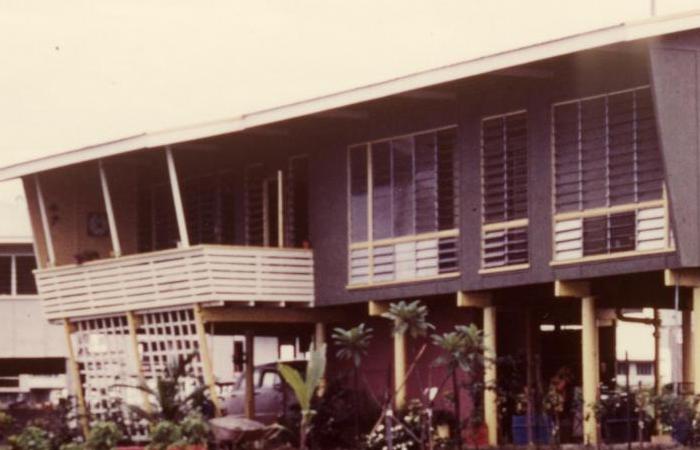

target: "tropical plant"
[431,323,486,440]
[180,412,209,445]
[115,352,210,422]
[332,323,373,443]
[382,300,434,338]
[332,323,373,367]
[85,421,123,450]
[148,421,181,450]
[277,343,327,450]
[8,426,52,450]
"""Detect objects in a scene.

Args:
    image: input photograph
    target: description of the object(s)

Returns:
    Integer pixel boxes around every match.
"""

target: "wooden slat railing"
[35,245,314,320]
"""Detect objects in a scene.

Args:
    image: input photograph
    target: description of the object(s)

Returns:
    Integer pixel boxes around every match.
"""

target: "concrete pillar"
[245,330,255,419]
[683,309,693,386]
[394,332,407,410]
[315,322,327,396]
[483,306,498,446]
[525,310,536,446]
[581,296,599,445]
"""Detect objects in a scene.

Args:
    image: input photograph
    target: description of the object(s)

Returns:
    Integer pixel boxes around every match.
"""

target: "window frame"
[0,251,38,297]
[550,85,674,265]
[479,109,530,273]
[346,124,460,288]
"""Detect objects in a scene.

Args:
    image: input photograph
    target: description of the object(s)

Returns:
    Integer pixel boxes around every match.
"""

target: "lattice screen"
[138,309,203,381]
[73,316,136,419]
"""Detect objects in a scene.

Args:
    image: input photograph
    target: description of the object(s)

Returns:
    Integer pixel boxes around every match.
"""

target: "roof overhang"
[2,9,700,181]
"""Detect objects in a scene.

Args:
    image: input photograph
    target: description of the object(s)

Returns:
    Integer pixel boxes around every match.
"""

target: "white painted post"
[98,160,122,257]
[165,146,190,248]
[34,175,56,266]
[277,170,284,248]
[10,256,16,296]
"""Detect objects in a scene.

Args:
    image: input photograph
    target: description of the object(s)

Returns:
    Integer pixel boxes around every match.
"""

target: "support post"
[394,331,407,411]
[277,170,284,248]
[193,304,221,416]
[315,322,327,396]
[693,287,700,394]
[126,312,151,414]
[63,319,89,437]
[483,305,498,446]
[683,309,693,386]
[165,146,190,248]
[245,330,255,419]
[582,296,599,445]
[34,175,56,266]
[98,160,121,257]
[525,310,535,446]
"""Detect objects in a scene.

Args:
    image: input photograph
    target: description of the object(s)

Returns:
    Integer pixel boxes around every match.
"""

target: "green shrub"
[148,421,182,450]
[9,426,51,450]
[180,413,209,445]
[86,421,122,450]
[59,443,85,450]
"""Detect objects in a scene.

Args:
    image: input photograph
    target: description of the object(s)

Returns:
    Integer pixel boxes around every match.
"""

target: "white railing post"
[165,146,190,248]
[98,160,122,257]
[34,175,56,266]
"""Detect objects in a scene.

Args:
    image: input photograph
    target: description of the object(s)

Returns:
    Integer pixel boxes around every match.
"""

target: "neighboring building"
[7,12,700,445]
[0,196,67,407]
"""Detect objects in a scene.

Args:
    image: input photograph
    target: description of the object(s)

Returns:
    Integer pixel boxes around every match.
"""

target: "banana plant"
[278,343,327,450]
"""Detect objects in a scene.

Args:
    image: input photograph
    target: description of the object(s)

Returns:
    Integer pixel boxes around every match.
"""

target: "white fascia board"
[3,11,700,181]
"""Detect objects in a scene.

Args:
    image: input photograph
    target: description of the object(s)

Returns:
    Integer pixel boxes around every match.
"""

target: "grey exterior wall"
[309,43,683,307]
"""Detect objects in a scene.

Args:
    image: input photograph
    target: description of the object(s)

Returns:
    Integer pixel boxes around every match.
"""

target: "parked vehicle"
[223,360,306,424]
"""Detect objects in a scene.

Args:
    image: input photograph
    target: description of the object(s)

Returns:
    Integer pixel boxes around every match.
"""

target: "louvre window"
[245,156,311,248]
[481,111,529,269]
[138,173,236,251]
[0,254,37,296]
[348,126,459,285]
[552,86,671,261]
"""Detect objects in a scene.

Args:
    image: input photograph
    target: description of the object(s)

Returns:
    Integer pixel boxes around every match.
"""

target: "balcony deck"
[35,245,314,320]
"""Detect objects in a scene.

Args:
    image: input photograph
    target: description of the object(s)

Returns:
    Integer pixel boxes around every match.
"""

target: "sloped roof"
[1,9,700,181]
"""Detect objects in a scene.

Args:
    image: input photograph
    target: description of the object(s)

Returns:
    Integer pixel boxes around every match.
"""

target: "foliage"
[382,300,434,338]
[148,421,181,450]
[432,324,485,373]
[85,421,123,450]
[366,399,424,450]
[308,376,380,449]
[180,412,209,445]
[9,426,52,450]
[115,352,211,422]
[0,411,14,432]
[278,344,327,450]
[58,443,85,450]
[332,323,373,367]
[654,391,698,433]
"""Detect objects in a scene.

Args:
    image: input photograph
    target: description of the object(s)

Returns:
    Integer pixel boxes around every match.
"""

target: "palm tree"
[332,323,373,441]
[432,323,486,444]
[381,300,434,339]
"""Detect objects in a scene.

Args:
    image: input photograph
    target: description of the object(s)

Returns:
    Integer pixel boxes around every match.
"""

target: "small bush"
[180,413,209,445]
[9,426,52,450]
[86,421,123,450]
[148,421,182,450]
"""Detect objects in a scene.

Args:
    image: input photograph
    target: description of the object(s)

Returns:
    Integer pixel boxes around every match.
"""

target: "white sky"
[0,0,697,233]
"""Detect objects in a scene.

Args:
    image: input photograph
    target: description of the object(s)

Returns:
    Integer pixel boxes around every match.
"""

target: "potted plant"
[179,412,209,450]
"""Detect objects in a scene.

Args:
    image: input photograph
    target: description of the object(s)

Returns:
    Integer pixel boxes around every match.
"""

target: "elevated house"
[6,11,700,445]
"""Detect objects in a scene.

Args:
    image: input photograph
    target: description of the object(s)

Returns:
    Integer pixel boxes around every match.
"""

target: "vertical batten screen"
[348,126,459,285]
[552,86,670,261]
[481,111,529,269]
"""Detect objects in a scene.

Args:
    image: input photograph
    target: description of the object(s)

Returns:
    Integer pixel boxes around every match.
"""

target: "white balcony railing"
[35,245,314,320]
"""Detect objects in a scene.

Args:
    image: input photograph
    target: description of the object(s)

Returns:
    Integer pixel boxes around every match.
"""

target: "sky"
[0,0,698,234]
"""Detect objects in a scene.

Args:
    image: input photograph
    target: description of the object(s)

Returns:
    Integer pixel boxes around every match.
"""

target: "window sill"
[550,247,675,266]
[478,263,530,275]
[346,272,460,290]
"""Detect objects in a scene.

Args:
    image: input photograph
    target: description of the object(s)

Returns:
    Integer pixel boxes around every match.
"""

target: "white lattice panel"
[73,316,134,419]
[36,245,314,320]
